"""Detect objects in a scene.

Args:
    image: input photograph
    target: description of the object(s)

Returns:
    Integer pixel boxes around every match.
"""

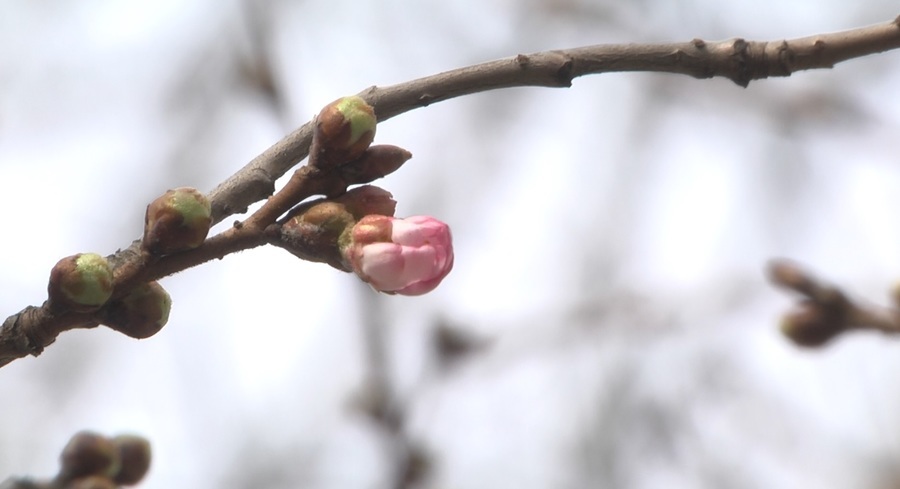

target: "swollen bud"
[312,96,376,167]
[342,215,454,296]
[142,187,212,255]
[101,282,172,339]
[59,431,119,482]
[339,145,413,185]
[278,201,356,270]
[779,301,844,347]
[111,435,152,485]
[275,186,397,270]
[333,185,397,221]
[48,253,114,312]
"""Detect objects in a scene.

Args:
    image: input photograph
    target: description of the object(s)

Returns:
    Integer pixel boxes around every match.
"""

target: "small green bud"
[101,282,172,339]
[142,187,212,255]
[111,434,152,485]
[311,96,376,167]
[335,96,377,146]
[48,253,114,312]
[338,145,412,186]
[59,431,120,482]
[779,301,844,347]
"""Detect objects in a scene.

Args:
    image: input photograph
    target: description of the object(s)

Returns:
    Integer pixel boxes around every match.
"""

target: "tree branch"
[767,259,900,347]
[2,17,899,368]
[210,16,900,223]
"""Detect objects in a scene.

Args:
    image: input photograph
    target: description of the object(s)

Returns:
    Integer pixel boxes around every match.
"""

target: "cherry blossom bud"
[312,96,376,167]
[48,253,114,312]
[143,187,212,255]
[342,215,453,296]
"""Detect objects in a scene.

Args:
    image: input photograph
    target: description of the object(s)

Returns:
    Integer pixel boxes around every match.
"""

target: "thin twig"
[767,259,900,346]
[209,17,900,223]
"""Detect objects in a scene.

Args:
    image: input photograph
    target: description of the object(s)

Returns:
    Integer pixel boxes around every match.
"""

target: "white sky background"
[2,1,900,488]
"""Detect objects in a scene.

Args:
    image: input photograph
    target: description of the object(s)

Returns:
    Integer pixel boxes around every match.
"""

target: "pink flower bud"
[343,215,453,296]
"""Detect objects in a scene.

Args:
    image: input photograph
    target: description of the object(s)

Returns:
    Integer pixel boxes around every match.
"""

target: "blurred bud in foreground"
[101,281,172,339]
[111,435,152,485]
[312,96,377,167]
[59,432,119,481]
[48,253,114,312]
[277,186,395,270]
[342,215,453,296]
[142,187,212,255]
[779,301,844,347]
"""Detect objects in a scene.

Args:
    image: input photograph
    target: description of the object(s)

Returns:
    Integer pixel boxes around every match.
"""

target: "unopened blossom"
[343,215,453,296]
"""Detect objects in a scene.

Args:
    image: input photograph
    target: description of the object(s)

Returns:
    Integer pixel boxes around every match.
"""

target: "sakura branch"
[767,259,900,347]
[2,17,900,368]
[209,16,900,223]
[0,97,437,368]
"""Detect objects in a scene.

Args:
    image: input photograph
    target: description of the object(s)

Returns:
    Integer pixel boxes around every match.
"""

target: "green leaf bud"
[311,96,376,167]
[48,253,114,312]
[142,187,212,255]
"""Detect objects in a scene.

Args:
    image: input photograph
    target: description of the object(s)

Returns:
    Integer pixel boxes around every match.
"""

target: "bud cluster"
[271,95,456,295]
[45,252,172,339]
[57,431,151,487]
[308,96,413,186]
[277,185,397,270]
